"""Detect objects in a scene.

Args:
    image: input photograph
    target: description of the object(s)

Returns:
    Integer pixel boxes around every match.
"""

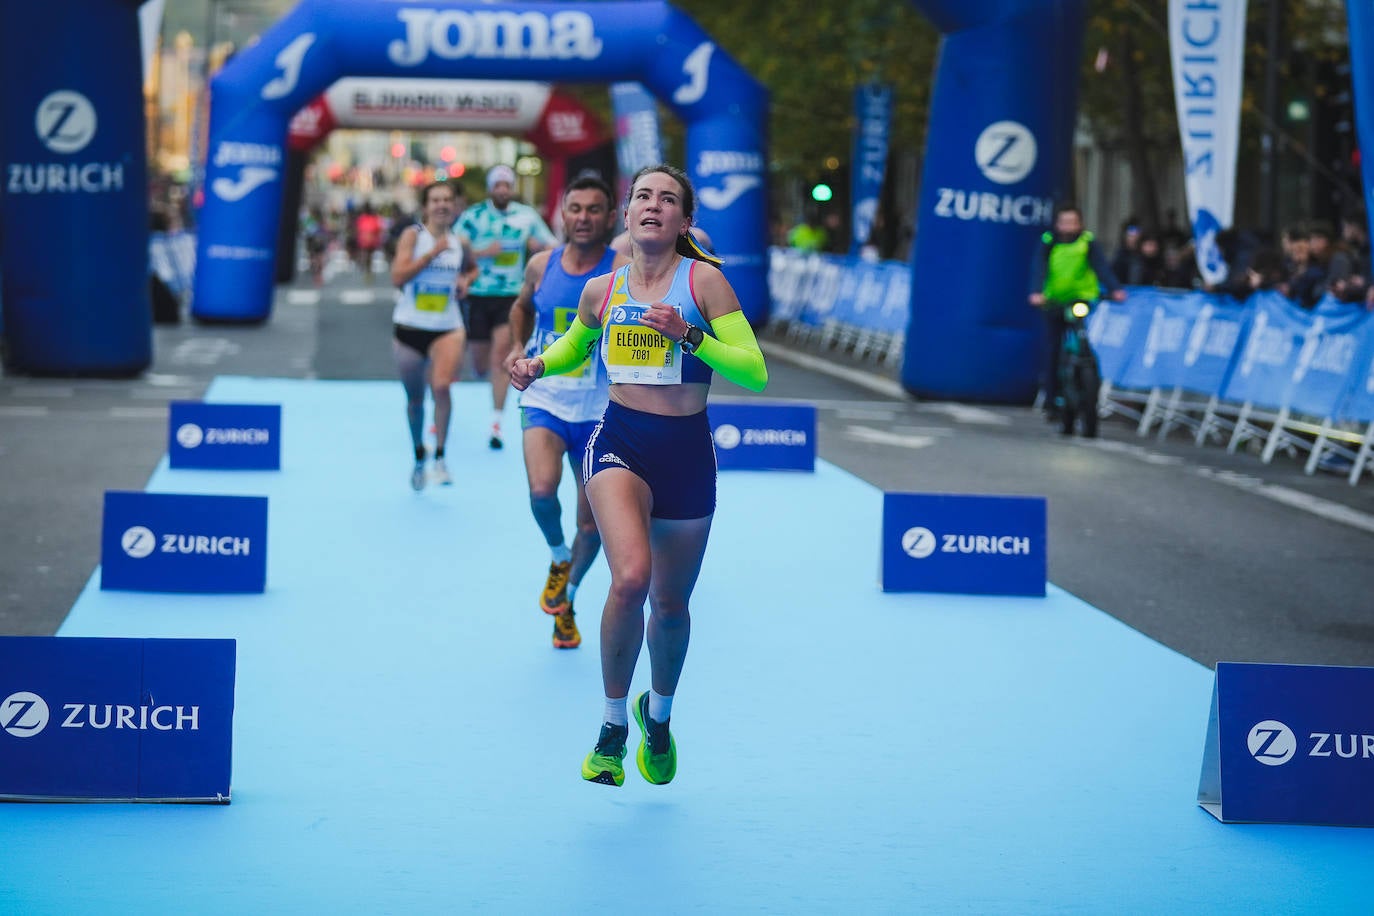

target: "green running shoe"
[581,723,628,786]
[633,691,677,785]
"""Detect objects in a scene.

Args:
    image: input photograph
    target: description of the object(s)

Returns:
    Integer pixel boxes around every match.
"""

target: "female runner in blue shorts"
[510,165,768,787]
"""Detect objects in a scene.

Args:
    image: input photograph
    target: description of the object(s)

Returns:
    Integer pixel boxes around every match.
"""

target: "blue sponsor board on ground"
[1198,662,1374,826]
[708,403,816,471]
[101,491,268,593]
[0,636,235,802]
[882,493,1047,596]
[169,402,282,470]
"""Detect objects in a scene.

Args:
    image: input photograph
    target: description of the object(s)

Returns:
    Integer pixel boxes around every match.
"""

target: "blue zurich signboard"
[881,493,1047,596]
[1198,662,1374,827]
[0,637,235,802]
[101,491,268,593]
[169,402,282,470]
[708,403,816,471]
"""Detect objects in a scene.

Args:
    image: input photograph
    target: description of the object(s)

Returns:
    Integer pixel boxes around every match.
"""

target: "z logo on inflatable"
[262,33,317,100]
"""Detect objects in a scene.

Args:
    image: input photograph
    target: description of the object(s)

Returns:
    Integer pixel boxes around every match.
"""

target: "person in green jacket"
[787,211,829,253]
[1028,203,1126,421]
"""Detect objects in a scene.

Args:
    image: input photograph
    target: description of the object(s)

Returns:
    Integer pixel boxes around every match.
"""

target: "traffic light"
[811,182,833,203]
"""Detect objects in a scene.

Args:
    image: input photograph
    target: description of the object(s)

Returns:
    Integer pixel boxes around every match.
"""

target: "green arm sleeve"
[694,310,769,392]
[538,316,603,377]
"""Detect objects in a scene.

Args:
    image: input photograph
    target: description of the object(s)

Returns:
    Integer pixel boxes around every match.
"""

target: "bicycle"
[1057,299,1100,438]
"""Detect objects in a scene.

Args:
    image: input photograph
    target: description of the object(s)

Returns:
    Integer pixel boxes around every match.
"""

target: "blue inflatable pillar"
[1,0,152,374]
[903,0,1085,402]
[1346,1,1374,238]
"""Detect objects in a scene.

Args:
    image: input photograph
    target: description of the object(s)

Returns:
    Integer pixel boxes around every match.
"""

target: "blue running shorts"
[582,400,716,520]
[520,406,600,464]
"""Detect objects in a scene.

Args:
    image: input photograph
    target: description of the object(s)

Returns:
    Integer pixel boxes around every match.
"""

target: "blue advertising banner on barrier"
[1116,289,1199,391]
[708,403,815,471]
[1220,292,1314,409]
[1286,309,1373,419]
[0,636,235,802]
[169,402,282,470]
[1341,337,1374,423]
[101,492,268,593]
[881,492,1046,597]
[1198,662,1374,826]
[829,263,864,329]
[767,248,809,324]
[837,261,888,331]
[799,258,845,329]
[1177,296,1251,396]
[1087,295,1151,386]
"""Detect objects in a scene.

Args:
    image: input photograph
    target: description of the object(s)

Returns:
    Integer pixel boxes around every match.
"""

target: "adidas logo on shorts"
[599,453,629,469]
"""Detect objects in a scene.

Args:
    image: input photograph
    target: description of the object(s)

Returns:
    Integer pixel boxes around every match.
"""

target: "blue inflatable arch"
[903,0,1086,402]
[194,0,769,324]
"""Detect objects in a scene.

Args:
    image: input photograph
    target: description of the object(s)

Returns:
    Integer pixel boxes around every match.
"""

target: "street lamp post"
[1259,0,1283,235]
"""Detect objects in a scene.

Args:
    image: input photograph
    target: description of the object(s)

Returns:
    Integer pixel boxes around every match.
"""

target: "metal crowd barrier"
[764,251,1374,484]
[766,247,909,370]
[1088,287,1374,484]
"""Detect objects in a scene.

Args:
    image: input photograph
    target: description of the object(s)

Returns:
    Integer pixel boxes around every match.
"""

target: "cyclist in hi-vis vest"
[1028,202,1125,420]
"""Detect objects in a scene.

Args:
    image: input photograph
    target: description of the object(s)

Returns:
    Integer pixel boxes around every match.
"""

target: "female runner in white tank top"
[390,180,478,490]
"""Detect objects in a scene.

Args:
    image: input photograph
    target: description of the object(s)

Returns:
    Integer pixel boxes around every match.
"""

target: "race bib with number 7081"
[603,304,682,385]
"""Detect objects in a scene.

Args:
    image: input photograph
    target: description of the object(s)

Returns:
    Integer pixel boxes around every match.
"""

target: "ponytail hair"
[677,229,722,267]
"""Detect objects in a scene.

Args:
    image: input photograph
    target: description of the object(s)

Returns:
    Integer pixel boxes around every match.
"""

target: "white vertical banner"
[850,83,893,257]
[1169,0,1248,285]
[139,0,167,86]
[610,82,664,207]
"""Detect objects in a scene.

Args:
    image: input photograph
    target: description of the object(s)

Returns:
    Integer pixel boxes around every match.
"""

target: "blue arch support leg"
[0,0,152,375]
[1345,0,1374,235]
[903,0,1085,402]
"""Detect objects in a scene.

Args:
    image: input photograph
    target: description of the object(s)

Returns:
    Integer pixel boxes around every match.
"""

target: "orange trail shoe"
[540,560,572,615]
[552,607,581,649]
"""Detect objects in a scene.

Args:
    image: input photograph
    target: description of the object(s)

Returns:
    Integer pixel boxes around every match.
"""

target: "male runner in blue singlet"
[506,175,628,648]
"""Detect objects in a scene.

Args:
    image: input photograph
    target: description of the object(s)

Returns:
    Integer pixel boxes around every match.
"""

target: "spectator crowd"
[1110,211,1374,310]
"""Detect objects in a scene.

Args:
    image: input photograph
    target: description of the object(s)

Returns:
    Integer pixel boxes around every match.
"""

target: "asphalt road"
[4,266,1373,667]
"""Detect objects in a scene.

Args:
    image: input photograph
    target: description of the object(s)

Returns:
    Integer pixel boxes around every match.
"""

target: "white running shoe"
[430,458,452,486]
[410,461,426,491]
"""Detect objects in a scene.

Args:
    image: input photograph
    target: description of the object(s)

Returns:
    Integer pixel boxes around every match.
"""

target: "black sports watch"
[679,323,705,353]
